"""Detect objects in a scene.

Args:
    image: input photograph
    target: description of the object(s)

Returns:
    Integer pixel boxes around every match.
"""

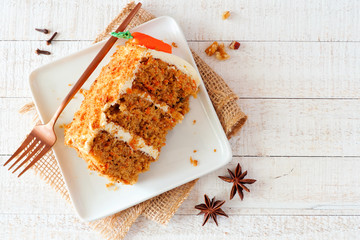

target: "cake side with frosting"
[64,43,200,184]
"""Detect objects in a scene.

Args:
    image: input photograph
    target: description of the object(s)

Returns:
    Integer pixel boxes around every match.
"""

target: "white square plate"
[29,16,232,221]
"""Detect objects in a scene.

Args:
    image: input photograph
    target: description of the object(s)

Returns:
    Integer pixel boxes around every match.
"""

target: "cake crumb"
[106,182,119,191]
[79,88,88,96]
[190,156,198,166]
[172,42,178,48]
[214,149,217,152]
[68,83,72,86]
[222,11,231,20]
[193,150,197,153]
[193,120,196,125]
[59,124,66,129]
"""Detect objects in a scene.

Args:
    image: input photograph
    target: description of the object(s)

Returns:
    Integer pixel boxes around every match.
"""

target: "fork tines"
[4,134,49,177]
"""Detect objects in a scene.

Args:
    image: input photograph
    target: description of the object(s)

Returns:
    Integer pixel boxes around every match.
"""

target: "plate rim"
[28,16,232,221]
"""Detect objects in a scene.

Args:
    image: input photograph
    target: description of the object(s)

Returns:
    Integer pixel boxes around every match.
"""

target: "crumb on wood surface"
[215,43,230,60]
[222,11,230,20]
[229,41,240,50]
[205,41,218,56]
[205,41,230,60]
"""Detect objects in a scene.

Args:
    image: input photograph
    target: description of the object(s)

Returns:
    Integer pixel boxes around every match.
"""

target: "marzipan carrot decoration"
[111,31,172,53]
[131,32,172,53]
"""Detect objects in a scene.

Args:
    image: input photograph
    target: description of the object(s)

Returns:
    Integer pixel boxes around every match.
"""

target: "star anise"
[194,194,228,226]
[219,163,256,200]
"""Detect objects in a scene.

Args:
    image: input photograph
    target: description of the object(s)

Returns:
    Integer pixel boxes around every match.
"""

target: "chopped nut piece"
[172,42,178,48]
[222,11,231,20]
[229,41,240,50]
[205,41,219,56]
[215,43,230,60]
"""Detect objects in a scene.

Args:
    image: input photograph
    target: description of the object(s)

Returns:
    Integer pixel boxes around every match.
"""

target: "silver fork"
[3,3,142,177]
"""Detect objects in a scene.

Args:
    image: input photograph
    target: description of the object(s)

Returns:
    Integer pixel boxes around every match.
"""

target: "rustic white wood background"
[1,0,360,239]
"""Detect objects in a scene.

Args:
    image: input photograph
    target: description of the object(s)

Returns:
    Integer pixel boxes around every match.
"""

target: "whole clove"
[46,32,58,45]
[35,49,51,55]
[35,28,49,34]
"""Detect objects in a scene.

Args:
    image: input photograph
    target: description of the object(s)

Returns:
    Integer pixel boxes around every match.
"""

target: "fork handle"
[49,3,142,126]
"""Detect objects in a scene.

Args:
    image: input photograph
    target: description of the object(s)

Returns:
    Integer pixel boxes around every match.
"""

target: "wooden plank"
[1,214,360,240]
[0,156,73,215]
[178,157,360,215]
[231,99,360,156]
[2,155,360,216]
[128,215,360,239]
[1,0,360,41]
[0,214,99,240]
[1,41,360,98]
[191,42,360,99]
[1,98,359,156]
[0,41,90,98]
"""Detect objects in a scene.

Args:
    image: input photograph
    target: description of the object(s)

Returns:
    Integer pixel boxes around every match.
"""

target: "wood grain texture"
[1,0,360,239]
[2,156,360,216]
[231,99,360,156]
[1,214,360,240]
[127,215,360,240]
[1,0,360,41]
[1,41,360,98]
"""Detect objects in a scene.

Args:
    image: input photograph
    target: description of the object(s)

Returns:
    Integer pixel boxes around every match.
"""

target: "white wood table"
[1,1,360,239]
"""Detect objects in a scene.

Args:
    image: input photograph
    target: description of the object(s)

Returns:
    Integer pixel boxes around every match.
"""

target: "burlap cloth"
[21,2,247,239]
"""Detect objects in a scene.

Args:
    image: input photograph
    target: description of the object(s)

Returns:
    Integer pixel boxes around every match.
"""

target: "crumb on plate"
[190,156,198,166]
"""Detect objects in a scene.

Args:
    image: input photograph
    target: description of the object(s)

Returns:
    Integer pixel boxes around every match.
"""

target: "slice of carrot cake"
[64,42,200,184]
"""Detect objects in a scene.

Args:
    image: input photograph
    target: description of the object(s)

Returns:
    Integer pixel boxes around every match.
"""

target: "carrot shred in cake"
[64,43,200,184]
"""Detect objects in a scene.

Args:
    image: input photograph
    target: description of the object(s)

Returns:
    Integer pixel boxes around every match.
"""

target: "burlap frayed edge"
[143,179,198,224]
[19,102,72,203]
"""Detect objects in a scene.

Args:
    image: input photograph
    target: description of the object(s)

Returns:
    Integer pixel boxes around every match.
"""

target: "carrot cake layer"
[64,43,200,184]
